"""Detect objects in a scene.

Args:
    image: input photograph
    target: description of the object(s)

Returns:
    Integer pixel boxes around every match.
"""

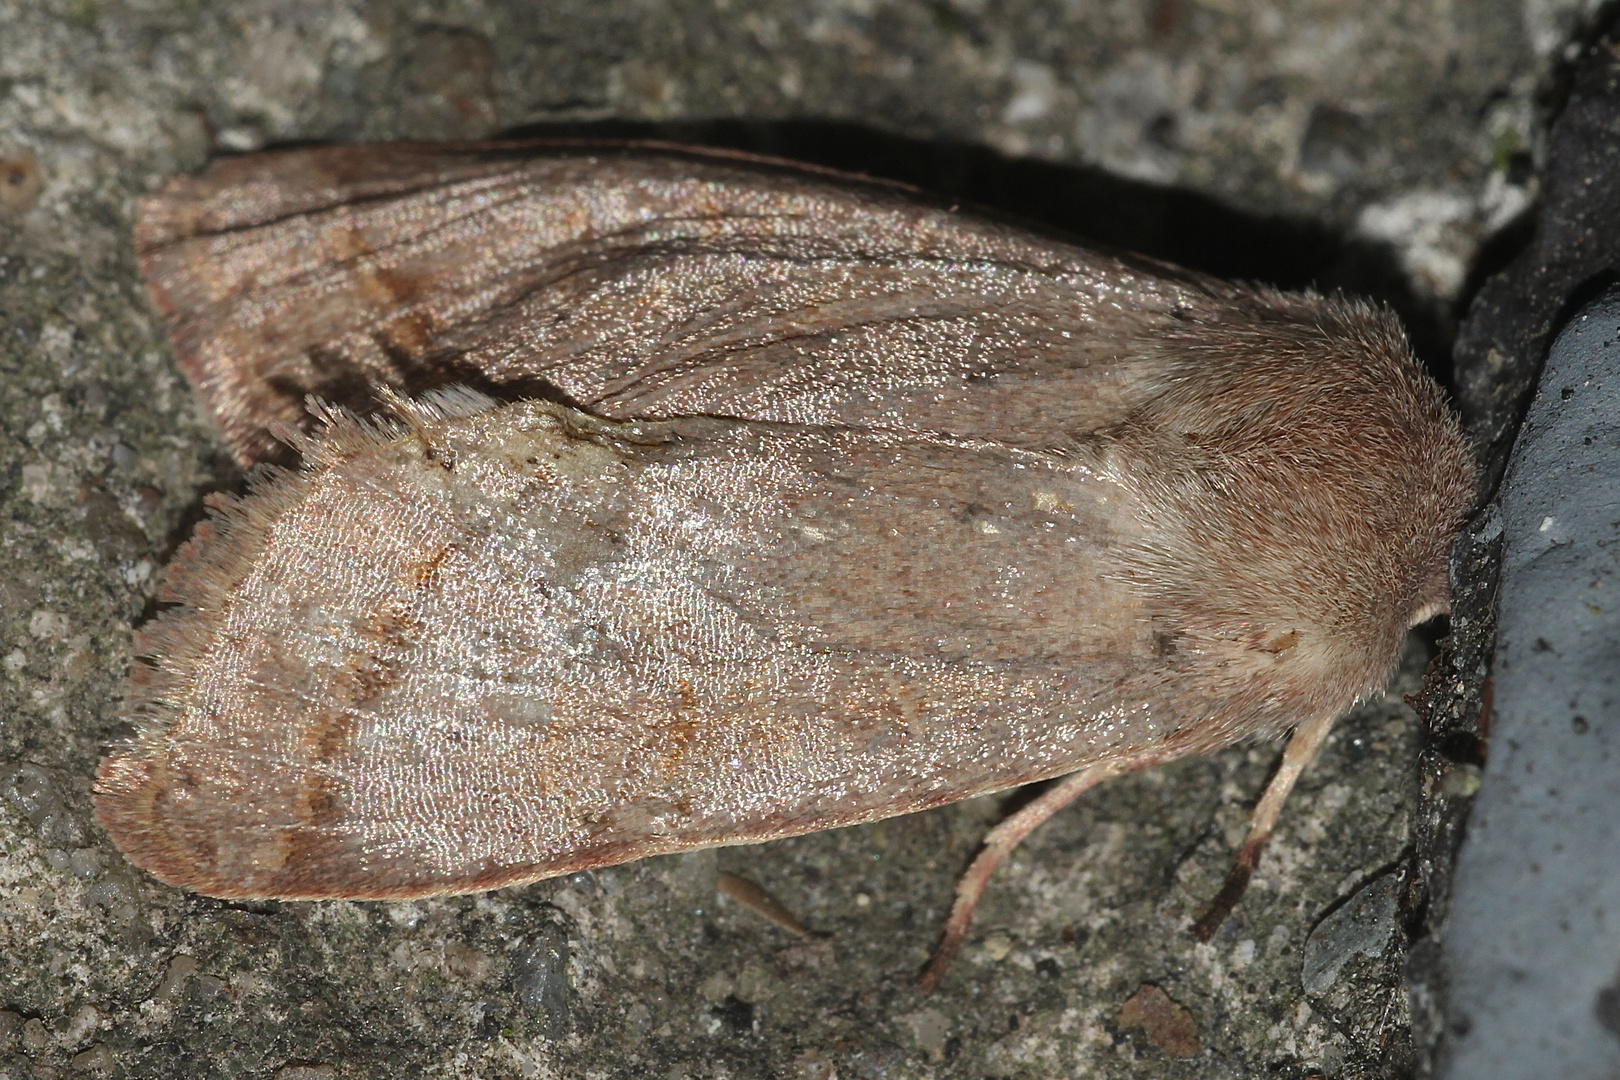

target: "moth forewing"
[99,396,1180,898]
[134,142,1195,467]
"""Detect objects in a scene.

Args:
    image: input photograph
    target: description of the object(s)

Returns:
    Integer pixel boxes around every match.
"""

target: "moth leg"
[1189,708,1338,942]
[918,763,1124,993]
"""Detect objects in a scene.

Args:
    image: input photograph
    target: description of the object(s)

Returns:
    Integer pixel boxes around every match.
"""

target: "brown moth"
[97,142,1475,990]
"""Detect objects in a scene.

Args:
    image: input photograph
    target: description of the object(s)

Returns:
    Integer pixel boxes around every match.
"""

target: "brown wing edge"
[92,400,423,897]
[132,138,946,247]
[88,391,911,899]
[132,136,1219,311]
[130,135,1234,273]
[95,756,999,901]
[96,731,719,899]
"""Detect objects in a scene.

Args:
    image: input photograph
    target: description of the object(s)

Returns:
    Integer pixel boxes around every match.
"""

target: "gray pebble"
[513,922,570,1039]
[1301,873,1400,995]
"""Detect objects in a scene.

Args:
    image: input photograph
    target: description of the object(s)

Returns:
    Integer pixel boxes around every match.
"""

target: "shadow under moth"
[94,141,1475,991]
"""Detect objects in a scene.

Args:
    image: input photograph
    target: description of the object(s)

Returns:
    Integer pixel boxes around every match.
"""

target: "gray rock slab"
[1413,23,1620,1076]
[1440,291,1620,1080]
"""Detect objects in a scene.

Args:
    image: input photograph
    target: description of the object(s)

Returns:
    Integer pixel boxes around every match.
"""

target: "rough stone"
[1410,16,1620,1077]
[1301,872,1400,997]
[1117,984,1200,1060]
[1439,286,1620,1080]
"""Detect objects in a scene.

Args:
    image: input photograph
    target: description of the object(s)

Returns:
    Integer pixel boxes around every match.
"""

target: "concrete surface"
[0,0,1592,1076]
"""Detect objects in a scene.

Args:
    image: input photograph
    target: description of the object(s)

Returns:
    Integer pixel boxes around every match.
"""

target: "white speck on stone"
[384,901,427,927]
[39,393,65,432]
[72,1044,115,1074]
[21,462,54,502]
[327,6,385,61]
[1003,61,1058,125]
[1072,54,1184,184]
[1480,169,1533,232]
[63,1003,100,1045]
[778,61,803,100]
[896,1007,951,1061]
[36,324,74,370]
[274,1067,337,1080]
[982,931,1014,961]
[699,970,734,1002]
[1523,0,1591,58]
[1354,190,1475,301]
[67,848,103,880]
[550,886,586,917]
[28,609,65,639]
[215,126,266,152]
[221,21,327,135]
[499,1036,544,1080]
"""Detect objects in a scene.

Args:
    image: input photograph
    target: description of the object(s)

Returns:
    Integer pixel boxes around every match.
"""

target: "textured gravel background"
[0,1,1597,1077]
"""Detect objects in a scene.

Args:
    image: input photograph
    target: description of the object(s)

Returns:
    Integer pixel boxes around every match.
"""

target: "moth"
[96,142,1475,990]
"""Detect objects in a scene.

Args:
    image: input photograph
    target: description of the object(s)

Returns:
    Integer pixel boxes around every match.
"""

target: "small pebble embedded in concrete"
[513,922,570,1040]
[0,146,42,215]
[981,931,1014,962]
[71,1043,115,1074]
[1117,984,1200,1058]
[896,1008,951,1062]
[273,1067,337,1080]
[1301,873,1401,995]
[20,1017,49,1053]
